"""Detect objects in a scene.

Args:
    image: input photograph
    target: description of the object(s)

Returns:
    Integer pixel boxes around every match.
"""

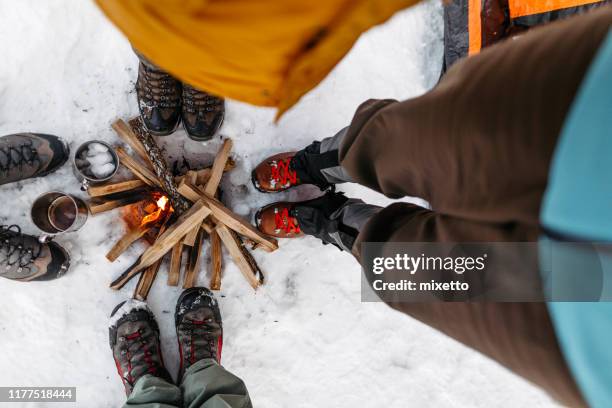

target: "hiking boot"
[251,128,352,193]
[0,225,70,281]
[0,133,69,186]
[175,287,222,381]
[255,191,381,251]
[109,299,172,396]
[136,61,182,136]
[181,84,225,141]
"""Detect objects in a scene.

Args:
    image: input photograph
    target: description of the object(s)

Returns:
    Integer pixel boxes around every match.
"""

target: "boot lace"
[0,142,40,176]
[182,86,223,114]
[118,329,159,385]
[181,318,220,364]
[270,158,298,189]
[274,207,300,234]
[0,225,43,275]
[138,65,181,109]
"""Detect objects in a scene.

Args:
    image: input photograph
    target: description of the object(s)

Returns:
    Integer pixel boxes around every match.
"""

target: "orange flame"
[141,195,169,226]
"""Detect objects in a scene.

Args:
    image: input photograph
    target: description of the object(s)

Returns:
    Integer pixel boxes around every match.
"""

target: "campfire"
[86,117,278,300]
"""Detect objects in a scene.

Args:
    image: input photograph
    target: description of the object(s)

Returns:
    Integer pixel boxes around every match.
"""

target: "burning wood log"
[110,200,212,290]
[128,117,190,215]
[209,230,223,290]
[183,229,205,289]
[167,240,183,286]
[105,118,274,294]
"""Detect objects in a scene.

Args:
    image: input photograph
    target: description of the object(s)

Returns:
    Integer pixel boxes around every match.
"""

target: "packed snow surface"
[0,1,560,407]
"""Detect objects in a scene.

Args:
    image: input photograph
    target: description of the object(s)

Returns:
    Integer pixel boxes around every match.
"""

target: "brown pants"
[339,6,612,407]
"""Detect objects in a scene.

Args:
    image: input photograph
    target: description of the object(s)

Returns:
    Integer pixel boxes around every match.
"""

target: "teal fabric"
[124,359,252,408]
[540,29,612,408]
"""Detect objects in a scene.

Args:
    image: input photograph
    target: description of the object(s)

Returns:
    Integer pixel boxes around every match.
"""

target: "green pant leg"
[181,358,252,408]
[123,374,183,408]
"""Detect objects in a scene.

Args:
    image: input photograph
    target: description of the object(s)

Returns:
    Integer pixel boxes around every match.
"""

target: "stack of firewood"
[88,117,278,300]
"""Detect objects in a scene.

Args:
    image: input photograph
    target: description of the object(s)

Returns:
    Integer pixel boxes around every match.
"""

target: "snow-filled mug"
[72,140,119,191]
[31,192,89,242]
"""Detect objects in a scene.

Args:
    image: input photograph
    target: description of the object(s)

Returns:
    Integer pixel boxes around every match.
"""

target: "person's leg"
[123,375,182,408]
[180,359,251,408]
[175,288,252,408]
[339,6,612,226]
[110,299,180,408]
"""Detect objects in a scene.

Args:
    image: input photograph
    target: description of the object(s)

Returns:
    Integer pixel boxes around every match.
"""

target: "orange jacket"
[96,0,418,117]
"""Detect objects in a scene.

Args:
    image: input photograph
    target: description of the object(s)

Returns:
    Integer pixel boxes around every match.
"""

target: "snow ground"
[0,1,560,407]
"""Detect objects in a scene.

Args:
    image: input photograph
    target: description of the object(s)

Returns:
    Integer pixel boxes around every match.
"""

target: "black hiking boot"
[255,191,381,251]
[175,287,223,381]
[0,225,70,281]
[109,299,173,396]
[0,133,69,186]
[136,62,182,136]
[181,84,225,141]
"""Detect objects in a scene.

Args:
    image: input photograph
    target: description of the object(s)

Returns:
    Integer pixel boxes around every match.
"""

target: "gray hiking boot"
[175,287,223,381]
[0,225,70,281]
[0,133,70,186]
[109,300,173,396]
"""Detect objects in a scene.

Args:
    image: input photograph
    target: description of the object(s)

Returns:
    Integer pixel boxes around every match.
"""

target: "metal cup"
[72,140,119,191]
[31,192,89,242]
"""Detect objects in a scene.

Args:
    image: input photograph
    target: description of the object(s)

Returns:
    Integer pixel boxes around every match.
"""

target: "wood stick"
[167,240,183,286]
[183,171,202,246]
[183,229,205,289]
[88,179,146,197]
[115,147,160,187]
[205,139,233,196]
[216,225,261,289]
[209,230,223,290]
[178,180,278,252]
[110,200,212,290]
[106,224,150,262]
[133,222,170,300]
[134,257,162,300]
[129,117,191,215]
[112,119,150,164]
[89,196,148,215]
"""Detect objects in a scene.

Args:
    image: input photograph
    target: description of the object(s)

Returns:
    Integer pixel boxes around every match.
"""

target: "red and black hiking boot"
[255,191,381,252]
[109,300,172,395]
[136,61,182,136]
[251,152,300,193]
[254,200,303,238]
[181,84,225,141]
[175,287,223,381]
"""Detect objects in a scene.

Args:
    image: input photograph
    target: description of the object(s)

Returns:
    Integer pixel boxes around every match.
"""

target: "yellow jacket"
[96,0,417,117]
